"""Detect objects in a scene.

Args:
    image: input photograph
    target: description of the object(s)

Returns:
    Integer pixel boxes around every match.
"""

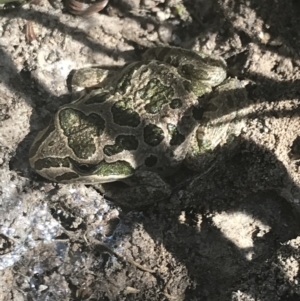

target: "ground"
[1,0,300,300]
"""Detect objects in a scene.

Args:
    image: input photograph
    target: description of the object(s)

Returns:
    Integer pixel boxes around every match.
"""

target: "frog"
[29,46,248,208]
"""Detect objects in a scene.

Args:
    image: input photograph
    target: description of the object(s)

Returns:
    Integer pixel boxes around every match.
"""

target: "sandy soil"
[1,0,300,300]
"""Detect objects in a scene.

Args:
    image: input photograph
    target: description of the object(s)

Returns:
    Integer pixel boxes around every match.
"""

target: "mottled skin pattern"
[29,47,247,207]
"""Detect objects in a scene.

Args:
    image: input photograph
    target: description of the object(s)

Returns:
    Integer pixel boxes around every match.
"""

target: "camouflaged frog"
[29,47,248,208]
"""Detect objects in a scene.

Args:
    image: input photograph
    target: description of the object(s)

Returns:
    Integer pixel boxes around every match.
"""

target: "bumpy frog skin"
[29,47,247,207]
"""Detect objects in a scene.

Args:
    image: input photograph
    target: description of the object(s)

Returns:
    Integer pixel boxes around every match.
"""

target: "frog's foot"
[93,171,172,209]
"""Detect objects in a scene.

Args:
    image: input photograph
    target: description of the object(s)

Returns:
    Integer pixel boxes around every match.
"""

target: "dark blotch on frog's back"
[111,99,141,127]
[104,135,139,156]
[143,124,165,147]
[144,155,158,167]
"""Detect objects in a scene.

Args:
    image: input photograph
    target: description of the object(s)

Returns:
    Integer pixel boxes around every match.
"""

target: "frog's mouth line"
[69,157,135,180]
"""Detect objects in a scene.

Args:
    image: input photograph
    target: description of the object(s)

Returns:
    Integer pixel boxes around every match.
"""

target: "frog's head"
[29,106,135,184]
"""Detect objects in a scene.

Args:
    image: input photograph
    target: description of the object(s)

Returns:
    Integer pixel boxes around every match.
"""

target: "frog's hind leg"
[143,46,227,97]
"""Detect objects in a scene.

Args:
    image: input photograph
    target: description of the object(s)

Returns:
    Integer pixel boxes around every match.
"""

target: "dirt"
[1,0,300,300]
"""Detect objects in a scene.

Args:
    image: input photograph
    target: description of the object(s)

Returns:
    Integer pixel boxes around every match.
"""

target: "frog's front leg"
[93,171,171,209]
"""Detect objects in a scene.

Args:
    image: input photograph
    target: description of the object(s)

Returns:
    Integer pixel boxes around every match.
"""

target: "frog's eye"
[70,159,100,175]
